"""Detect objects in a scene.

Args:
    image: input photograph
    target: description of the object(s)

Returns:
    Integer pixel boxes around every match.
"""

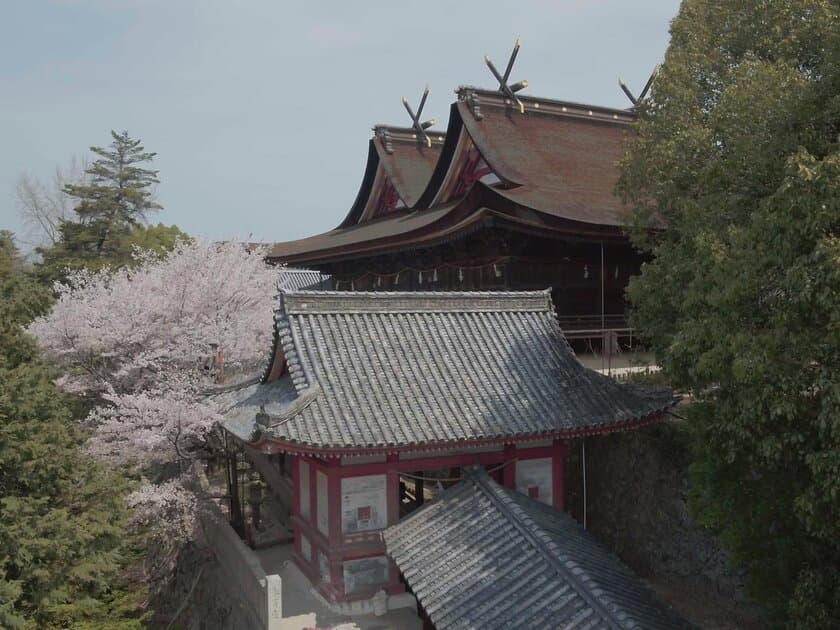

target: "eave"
[227,408,672,459]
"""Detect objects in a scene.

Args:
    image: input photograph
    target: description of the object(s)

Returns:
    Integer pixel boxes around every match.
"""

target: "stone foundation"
[564,421,761,627]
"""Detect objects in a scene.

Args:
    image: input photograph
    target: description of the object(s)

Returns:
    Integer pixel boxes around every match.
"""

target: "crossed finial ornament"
[619,65,660,108]
[485,37,529,113]
[402,85,436,148]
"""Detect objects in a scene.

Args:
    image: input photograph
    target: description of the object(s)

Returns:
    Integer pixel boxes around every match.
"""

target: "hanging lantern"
[583,265,589,279]
[433,268,438,282]
[459,268,464,282]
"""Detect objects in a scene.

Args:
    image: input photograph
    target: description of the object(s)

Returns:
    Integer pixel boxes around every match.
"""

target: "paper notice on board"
[341,474,387,533]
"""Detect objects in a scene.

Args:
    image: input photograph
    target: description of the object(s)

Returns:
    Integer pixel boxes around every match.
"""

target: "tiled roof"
[276,268,333,292]
[221,290,674,452]
[384,469,692,630]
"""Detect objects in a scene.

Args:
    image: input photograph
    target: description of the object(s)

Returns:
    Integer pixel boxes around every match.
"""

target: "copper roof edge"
[456,85,636,123]
[372,124,446,144]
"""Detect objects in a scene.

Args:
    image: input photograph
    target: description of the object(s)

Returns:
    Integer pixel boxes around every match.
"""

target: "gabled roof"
[384,469,692,630]
[267,88,637,265]
[221,290,674,454]
[374,126,446,209]
[336,126,445,229]
[453,87,633,225]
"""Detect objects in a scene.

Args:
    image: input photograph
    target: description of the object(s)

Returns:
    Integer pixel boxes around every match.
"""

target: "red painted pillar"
[292,454,300,514]
[386,454,400,525]
[552,439,567,511]
[385,453,404,596]
[327,460,342,546]
[503,444,516,489]
[308,458,318,527]
[291,454,302,555]
[330,556,343,601]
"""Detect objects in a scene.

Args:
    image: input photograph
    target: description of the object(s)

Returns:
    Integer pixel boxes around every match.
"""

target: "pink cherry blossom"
[30,240,277,539]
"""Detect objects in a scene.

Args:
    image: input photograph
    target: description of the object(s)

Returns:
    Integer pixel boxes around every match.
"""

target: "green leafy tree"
[0,232,144,628]
[618,1,840,626]
[36,131,187,281]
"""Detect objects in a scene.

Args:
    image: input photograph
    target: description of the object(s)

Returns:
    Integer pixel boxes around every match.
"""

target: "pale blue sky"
[1,0,681,246]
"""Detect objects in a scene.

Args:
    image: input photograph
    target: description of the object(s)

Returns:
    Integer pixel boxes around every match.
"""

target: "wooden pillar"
[552,439,567,511]
[415,473,424,507]
[308,460,317,528]
[327,460,342,546]
[228,450,244,535]
[291,454,301,557]
[503,444,516,489]
[386,454,400,525]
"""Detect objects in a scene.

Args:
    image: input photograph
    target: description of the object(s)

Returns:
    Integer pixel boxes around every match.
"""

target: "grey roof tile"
[276,268,333,291]
[222,290,676,451]
[383,470,693,630]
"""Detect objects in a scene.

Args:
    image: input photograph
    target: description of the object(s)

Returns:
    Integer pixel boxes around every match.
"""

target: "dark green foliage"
[36,131,187,282]
[619,1,840,626]
[0,233,52,366]
[0,234,144,628]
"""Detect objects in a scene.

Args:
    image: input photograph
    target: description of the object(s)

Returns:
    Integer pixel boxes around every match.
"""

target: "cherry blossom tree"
[29,240,276,548]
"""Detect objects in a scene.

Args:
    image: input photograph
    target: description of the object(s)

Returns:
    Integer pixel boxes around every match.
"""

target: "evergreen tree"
[37,131,184,281]
[0,232,144,628]
[619,1,839,626]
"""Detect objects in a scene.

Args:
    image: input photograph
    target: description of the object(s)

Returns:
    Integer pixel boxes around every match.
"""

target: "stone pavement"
[255,544,422,630]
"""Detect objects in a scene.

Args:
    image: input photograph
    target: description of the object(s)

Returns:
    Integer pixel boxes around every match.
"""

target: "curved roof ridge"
[273,293,314,394]
[335,139,381,229]
[251,293,324,431]
[412,102,468,209]
[258,306,284,384]
[455,85,637,121]
[371,123,446,141]
[336,127,446,229]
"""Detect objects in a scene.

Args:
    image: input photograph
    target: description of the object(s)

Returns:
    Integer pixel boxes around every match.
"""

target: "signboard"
[299,461,310,519]
[516,457,553,506]
[341,474,387,534]
[343,556,389,595]
[316,471,329,535]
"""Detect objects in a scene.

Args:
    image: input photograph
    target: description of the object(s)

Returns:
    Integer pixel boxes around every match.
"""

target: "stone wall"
[564,421,759,626]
